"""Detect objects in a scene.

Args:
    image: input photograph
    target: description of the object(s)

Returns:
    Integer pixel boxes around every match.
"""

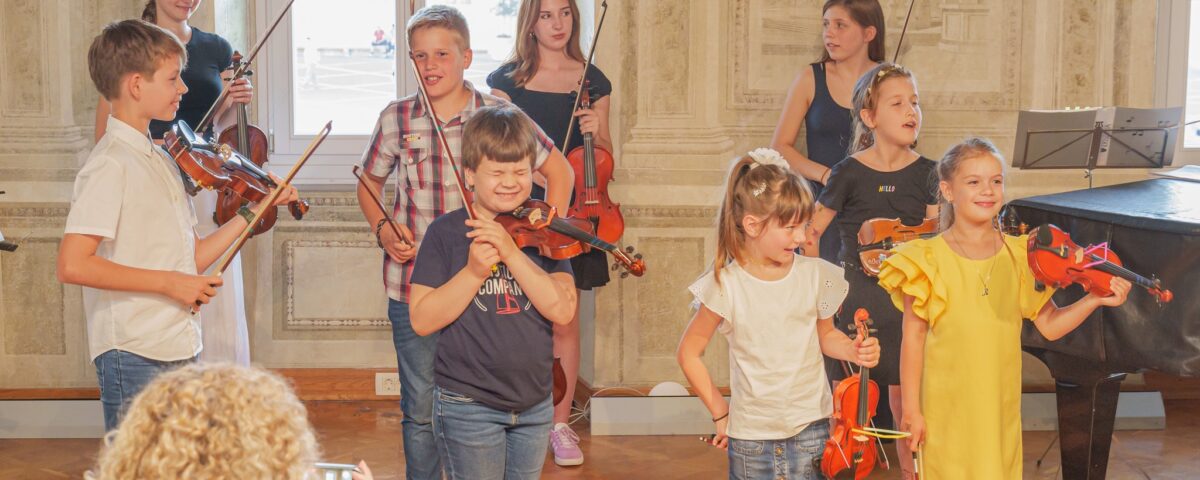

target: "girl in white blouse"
[676,148,880,479]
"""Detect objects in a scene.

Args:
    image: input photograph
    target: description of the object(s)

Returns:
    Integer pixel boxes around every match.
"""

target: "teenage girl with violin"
[93,0,256,366]
[676,149,878,480]
[802,62,936,478]
[771,0,884,265]
[878,137,1131,479]
[487,0,613,466]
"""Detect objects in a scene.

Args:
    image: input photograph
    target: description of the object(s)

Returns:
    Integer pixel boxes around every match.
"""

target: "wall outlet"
[375,372,401,396]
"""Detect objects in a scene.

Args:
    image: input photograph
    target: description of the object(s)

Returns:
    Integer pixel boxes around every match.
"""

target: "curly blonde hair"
[89,363,319,479]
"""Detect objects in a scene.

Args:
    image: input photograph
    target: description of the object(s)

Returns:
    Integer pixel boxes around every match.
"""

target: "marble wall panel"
[1,239,65,355]
[645,0,692,117]
[0,0,48,117]
[285,240,389,330]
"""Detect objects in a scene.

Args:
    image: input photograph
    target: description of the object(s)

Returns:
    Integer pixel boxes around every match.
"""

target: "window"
[1158,0,1200,165]
[257,0,594,184]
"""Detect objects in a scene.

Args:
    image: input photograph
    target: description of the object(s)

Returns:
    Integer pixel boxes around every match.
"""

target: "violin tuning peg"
[625,246,635,254]
[634,254,643,260]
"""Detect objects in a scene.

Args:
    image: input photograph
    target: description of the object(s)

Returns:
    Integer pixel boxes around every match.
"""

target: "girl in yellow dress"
[877,137,1132,479]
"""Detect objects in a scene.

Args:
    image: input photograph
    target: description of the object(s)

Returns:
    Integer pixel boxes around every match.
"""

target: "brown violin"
[1028,224,1173,304]
[498,199,644,277]
[856,217,938,276]
[165,120,277,205]
[213,51,309,236]
[821,308,880,480]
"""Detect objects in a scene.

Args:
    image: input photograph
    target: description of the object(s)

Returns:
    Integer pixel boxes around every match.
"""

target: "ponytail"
[141,1,157,23]
[714,157,757,285]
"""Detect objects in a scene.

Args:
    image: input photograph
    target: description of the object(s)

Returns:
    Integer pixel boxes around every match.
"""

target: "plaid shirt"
[362,81,554,302]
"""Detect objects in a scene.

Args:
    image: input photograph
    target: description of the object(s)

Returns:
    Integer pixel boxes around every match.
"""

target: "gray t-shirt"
[411,208,573,411]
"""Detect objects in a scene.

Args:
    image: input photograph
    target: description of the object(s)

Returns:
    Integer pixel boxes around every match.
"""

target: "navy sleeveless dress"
[803,62,854,265]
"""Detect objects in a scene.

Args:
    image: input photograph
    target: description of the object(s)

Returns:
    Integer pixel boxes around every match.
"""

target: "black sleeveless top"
[804,62,855,264]
[487,63,612,201]
[804,62,854,169]
[149,28,233,139]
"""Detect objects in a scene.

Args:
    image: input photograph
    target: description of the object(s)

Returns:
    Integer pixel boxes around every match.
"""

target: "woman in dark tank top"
[770,0,885,264]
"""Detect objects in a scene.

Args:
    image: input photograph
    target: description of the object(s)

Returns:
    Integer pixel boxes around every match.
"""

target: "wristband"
[821,168,831,184]
[237,205,256,224]
[374,218,388,249]
[712,412,729,423]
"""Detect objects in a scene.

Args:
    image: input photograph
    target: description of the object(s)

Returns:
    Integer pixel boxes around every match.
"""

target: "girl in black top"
[771,0,885,264]
[93,0,254,367]
[806,63,936,480]
[486,0,611,467]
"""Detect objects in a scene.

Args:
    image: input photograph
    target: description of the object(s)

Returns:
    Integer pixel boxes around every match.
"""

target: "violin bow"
[352,165,412,246]
[560,0,609,150]
[406,54,477,220]
[892,0,915,63]
[209,121,330,278]
[194,0,296,135]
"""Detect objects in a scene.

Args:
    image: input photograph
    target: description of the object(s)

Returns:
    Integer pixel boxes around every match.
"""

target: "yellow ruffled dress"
[877,234,1055,479]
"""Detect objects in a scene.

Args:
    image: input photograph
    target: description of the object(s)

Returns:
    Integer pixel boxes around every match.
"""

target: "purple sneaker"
[550,423,584,466]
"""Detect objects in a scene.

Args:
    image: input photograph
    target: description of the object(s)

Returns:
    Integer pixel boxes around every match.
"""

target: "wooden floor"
[3,399,1198,479]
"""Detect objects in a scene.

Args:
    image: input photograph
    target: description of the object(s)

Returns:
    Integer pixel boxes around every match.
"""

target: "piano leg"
[1052,369,1125,480]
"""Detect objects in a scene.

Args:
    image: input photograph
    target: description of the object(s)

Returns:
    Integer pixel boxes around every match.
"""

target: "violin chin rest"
[1035,225,1054,247]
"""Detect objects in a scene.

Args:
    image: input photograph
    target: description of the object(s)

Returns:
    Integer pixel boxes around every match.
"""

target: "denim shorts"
[727,420,830,480]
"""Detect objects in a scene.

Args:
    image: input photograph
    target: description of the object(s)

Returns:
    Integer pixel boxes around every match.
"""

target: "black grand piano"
[1010,176,1200,479]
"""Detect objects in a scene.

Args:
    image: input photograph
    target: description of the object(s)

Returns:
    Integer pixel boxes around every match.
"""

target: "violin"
[1027,224,1173,303]
[498,199,644,277]
[213,51,309,236]
[856,217,938,276]
[165,120,277,205]
[565,80,623,245]
[822,308,880,480]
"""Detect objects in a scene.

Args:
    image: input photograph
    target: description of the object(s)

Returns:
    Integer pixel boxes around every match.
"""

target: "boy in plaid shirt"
[355,5,572,479]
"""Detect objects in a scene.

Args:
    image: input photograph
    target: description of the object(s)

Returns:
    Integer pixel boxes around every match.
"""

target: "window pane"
[1187,0,1200,147]
[292,0,398,136]
[426,0,519,93]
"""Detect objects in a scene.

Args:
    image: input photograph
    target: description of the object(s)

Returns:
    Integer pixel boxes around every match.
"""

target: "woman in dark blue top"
[770,0,885,264]
[486,0,612,468]
[93,0,254,367]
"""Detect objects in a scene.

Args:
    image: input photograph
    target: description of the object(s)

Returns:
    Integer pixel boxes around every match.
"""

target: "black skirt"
[570,248,610,290]
[824,264,903,386]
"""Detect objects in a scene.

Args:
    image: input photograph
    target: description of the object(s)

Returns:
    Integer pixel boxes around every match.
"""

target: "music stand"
[1012,106,1180,188]
[0,190,15,253]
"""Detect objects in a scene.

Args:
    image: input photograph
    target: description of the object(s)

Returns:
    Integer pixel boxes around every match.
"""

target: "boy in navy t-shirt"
[409,104,577,480]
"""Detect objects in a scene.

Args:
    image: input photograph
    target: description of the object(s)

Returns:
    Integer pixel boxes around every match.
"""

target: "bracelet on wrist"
[712,412,729,423]
[237,205,256,225]
[374,218,388,249]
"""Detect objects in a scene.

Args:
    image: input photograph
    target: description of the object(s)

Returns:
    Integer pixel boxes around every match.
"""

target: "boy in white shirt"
[57,19,296,431]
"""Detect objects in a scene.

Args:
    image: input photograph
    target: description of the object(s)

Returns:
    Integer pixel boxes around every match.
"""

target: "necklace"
[947,229,1000,296]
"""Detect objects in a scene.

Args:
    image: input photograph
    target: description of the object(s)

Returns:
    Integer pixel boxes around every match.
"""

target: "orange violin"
[821,308,880,480]
[1028,224,1172,304]
[856,217,938,276]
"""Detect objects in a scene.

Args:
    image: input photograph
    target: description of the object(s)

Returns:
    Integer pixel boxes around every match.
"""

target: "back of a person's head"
[89,363,318,479]
[461,104,538,171]
[406,4,471,51]
[88,19,187,101]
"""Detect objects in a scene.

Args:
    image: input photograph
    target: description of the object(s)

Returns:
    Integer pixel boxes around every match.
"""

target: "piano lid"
[1010,178,1200,236]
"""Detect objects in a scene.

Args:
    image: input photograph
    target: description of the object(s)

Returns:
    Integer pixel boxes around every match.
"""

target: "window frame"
[1157,0,1200,166]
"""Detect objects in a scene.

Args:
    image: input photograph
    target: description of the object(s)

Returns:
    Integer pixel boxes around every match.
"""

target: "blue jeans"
[727,420,830,480]
[389,299,441,480]
[94,349,194,431]
[433,386,553,480]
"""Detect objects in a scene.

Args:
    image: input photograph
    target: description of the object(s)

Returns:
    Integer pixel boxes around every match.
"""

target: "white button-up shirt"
[65,116,201,362]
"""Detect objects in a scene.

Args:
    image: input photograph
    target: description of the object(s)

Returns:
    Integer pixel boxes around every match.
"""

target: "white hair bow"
[747,148,789,170]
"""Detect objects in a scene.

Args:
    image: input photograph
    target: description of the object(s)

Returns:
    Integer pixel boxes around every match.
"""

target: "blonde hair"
[937,137,1006,231]
[816,0,886,63]
[713,155,815,285]
[89,363,319,480]
[504,0,586,87]
[848,62,916,155]
[407,4,471,51]
[461,104,539,170]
